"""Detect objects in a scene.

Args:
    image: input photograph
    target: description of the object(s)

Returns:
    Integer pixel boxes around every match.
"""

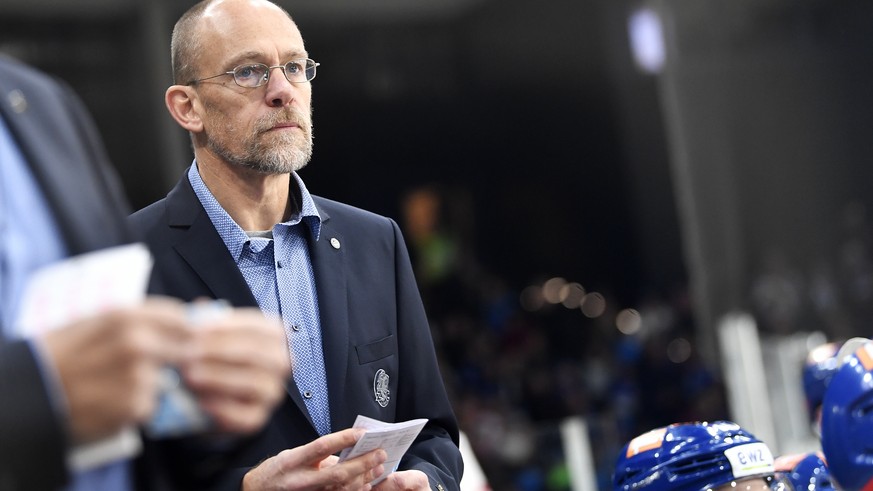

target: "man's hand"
[37,298,191,444]
[242,428,388,491]
[372,470,430,491]
[180,307,291,434]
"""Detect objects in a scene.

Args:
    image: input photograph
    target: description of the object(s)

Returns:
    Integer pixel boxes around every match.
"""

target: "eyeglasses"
[187,58,319,87]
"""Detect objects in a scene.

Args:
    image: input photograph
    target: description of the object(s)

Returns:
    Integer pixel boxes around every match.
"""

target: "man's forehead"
[201,0,286,18]
[198,0,297,34]
[195,1,304,59]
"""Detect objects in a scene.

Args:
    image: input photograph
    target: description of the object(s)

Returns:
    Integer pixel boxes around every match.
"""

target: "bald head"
[170,0,295,85]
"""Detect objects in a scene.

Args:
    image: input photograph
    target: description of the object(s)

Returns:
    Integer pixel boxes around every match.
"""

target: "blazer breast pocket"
[355,335,395,364]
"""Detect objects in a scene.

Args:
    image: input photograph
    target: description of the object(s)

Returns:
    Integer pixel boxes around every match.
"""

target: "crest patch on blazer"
[374,369,390,408]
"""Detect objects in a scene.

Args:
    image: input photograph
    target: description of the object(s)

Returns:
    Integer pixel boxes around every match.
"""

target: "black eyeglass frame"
[186,58,319,87]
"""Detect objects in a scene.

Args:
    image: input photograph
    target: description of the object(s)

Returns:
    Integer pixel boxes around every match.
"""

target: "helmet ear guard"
[821,338,873,491]
[802,342,842,425]
[775,453,836,491]
[613,421,779,491]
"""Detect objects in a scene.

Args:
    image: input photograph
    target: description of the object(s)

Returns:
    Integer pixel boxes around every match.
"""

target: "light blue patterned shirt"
[188,163,332,435]
[0,115,131,490]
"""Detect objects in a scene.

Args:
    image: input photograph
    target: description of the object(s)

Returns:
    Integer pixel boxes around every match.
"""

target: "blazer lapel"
[0,69,131,254]
[308,208,353,429]
[163,176,320,430]
[163,178,257,307]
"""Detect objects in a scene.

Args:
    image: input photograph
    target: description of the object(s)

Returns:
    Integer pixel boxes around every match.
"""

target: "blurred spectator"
[401,184,728,489]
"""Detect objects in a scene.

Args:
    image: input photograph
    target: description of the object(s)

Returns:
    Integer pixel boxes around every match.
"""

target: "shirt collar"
[187,162,322,261]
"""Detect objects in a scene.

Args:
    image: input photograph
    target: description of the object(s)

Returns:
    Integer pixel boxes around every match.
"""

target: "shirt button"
[277,260,284,268]
[303,390,313,399]
[291,324,301,332]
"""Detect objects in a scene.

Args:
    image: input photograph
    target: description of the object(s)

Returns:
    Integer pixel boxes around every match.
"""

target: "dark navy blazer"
[129,174,463,490]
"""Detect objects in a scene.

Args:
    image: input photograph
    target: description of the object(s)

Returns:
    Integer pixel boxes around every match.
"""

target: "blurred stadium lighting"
[580,292,606,318]
[560,282,586,309]
[542,277,568,304]
[628,6,665,74]
[616,308,642,335]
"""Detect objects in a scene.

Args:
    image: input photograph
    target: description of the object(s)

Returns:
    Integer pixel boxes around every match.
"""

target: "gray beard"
[207,127,314,175]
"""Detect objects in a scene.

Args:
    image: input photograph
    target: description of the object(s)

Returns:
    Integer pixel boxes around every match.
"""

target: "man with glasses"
[130,0,463,489]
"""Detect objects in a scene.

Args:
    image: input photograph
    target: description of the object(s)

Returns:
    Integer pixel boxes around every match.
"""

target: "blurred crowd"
[750,201,873,340]
[402,183,873,490]
[401,185,729,490]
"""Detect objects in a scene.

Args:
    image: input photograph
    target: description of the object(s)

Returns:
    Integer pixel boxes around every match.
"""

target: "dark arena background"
[4,0,873,488]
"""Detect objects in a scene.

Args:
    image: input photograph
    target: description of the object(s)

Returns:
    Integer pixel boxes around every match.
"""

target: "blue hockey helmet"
[613,421,782,491]
[775,453,835,491]
[802,342,841,424]
[821,339,873,491]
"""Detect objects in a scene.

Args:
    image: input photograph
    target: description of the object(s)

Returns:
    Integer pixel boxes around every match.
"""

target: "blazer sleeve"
[390,218,464,490]
[0,340,69,490]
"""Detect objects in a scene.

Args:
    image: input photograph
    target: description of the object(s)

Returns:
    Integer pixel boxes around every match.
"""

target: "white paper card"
[14,243,153,336]
[14,243,154,470]
[338,415,428,485]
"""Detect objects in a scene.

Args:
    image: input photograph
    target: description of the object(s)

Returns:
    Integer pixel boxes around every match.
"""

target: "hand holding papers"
[143,301,231,439]
[14,243,291,473]
[15,243,155,470]
[338,415,428,485]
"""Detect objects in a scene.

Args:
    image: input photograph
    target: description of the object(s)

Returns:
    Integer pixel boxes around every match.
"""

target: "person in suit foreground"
[0,54,292,490]
[129,0,463,489]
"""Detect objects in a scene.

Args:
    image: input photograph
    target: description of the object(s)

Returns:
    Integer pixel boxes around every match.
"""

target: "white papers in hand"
[338,415,428,485]
[14,243,153,336]
[14,243,153,470]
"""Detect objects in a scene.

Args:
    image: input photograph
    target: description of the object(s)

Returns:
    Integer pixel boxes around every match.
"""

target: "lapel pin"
[330,237,341,249]
[8,89,27,114]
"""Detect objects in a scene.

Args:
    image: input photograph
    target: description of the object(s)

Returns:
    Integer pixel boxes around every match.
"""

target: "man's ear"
[165,85,204,132]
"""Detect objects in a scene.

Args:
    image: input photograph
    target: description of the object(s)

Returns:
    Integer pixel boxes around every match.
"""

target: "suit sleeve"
[390,219,464,490]
[0,340,69,490]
